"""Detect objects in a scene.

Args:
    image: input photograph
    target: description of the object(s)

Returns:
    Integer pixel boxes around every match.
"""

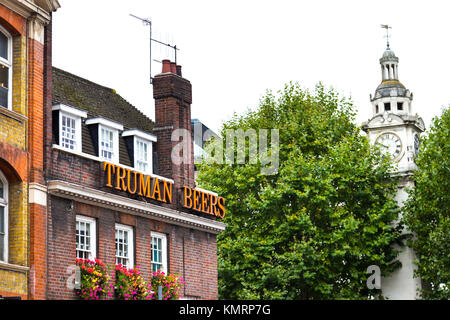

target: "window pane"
[116,227,131,267]
[0,67,8,108]
[0,65,9,88]
[0,32,7,60]
[61,115,77,150]
[76,220,93,259]
[0,206,4,233]
[0,180,3,199]
[101,128,114,160]
[136,140,150,172]
[0,234,3,261]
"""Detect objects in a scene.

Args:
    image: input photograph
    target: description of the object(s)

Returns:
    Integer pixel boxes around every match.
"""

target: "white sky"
[53,0,450,134]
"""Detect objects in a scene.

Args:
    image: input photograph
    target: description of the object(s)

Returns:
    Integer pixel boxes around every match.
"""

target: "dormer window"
[61,114,77,149]
[86,118,123,163]
[135,138,149,172]
[100,126,116,161]
[0,26,12,109]
[122,129,157,174]
[53,104,87,153]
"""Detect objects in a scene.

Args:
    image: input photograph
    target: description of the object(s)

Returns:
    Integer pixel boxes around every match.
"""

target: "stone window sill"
[0,261,29,273]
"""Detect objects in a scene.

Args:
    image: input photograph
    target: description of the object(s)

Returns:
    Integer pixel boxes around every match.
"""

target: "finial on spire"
[381,24,392,49]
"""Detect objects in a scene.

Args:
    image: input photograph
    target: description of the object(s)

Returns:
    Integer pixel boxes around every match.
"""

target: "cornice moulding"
[1,0,59,23]
[47,180,226,234]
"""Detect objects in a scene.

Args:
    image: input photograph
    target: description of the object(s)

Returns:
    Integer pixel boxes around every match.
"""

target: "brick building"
[45,60,226,299]
[0,0,59,299]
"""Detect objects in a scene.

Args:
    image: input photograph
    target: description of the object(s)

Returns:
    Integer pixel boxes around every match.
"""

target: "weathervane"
[130,14,180,84]
[380,24,392,49]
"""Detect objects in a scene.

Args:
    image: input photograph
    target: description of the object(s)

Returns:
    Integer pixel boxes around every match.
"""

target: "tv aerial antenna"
[130,14,180,84]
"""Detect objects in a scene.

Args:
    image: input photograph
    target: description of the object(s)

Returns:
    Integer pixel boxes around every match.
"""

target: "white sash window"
[0,26,12,109]
[0,171,8,262]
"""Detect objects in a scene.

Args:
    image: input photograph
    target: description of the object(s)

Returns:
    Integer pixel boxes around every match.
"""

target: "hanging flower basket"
[150,270,185,300]
[114,264,151,300]
[75,258,112,300]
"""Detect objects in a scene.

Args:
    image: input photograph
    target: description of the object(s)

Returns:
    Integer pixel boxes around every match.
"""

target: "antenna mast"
[130,14,180,84]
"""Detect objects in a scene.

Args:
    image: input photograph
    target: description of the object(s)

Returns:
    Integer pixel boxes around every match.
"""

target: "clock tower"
[362,35,425,299]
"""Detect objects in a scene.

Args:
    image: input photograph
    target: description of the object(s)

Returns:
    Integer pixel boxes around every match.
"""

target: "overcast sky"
[52,0,450,134]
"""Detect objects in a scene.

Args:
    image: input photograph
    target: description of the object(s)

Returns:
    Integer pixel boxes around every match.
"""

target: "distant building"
[362,42,425,299]
[191,118,218,176]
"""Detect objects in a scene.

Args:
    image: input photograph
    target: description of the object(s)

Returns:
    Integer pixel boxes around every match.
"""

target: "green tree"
[197,83,402,299]
[403,107,450,300]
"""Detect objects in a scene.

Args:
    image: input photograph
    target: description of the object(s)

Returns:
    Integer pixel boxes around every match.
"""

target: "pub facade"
[45,61,226,299]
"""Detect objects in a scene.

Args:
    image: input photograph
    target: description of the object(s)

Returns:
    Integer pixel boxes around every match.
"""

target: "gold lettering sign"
[103,163,225,218]
[103,163,172,204]
[182,186,226,218]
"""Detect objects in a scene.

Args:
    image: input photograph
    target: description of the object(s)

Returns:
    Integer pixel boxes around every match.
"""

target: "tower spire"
[369,25,414,117]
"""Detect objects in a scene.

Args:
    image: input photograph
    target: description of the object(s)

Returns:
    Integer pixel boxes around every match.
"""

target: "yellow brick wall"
[12,36,27,117]
[0,268,27,296]
[7,181,28,266]
[0,116,26,150]
[0,35,27,150]
[0,32,29,297]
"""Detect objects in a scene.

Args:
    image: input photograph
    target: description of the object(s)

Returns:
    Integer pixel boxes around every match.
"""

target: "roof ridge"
[112,90,154,125]
[52,66,114,91]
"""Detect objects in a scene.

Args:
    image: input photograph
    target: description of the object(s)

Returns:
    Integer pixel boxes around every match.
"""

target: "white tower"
[362,28,425,299]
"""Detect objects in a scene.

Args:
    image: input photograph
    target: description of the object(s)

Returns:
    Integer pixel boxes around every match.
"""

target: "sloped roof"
[374,79,408,99]
[52,67,154,133]
[52,67,155,168]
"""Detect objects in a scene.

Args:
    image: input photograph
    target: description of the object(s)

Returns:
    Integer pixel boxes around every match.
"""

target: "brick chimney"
[153,60,195,208]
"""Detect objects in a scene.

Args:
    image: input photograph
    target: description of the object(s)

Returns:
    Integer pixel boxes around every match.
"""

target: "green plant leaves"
[198,82,401,300]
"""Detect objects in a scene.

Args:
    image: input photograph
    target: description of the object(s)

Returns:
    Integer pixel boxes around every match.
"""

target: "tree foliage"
[403,107,450,300]
[197,83,402,299]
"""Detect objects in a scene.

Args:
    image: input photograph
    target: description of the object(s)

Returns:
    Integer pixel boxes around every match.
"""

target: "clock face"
[375,133,402,160]
[414,134,420,157]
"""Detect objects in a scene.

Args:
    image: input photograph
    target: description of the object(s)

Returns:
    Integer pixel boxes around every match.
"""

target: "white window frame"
[76,215,96,261]
[0,170,8,262]
[0,25,12,110]
[122,129,156,174]
[115,223,134,269]
[151,231,167,274]
[99,125,119,163]
[134,137,152,174]
[53,104,87,153]
[86,118,123,164]
[60,112,81,152]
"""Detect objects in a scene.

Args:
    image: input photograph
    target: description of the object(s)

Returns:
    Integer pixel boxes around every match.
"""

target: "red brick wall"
[43,18,53,178]
[47,196,218,300]
[28,27,47,300]
[28,36,45,185]
[46,146,218,299]
[153,71,195,202]
[46,61,218,300]
[0,3,26,36]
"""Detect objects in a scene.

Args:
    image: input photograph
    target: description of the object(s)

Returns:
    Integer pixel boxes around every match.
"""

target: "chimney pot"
[170,62,177,74]
[176,65,182,77]
[162,59,171,73]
